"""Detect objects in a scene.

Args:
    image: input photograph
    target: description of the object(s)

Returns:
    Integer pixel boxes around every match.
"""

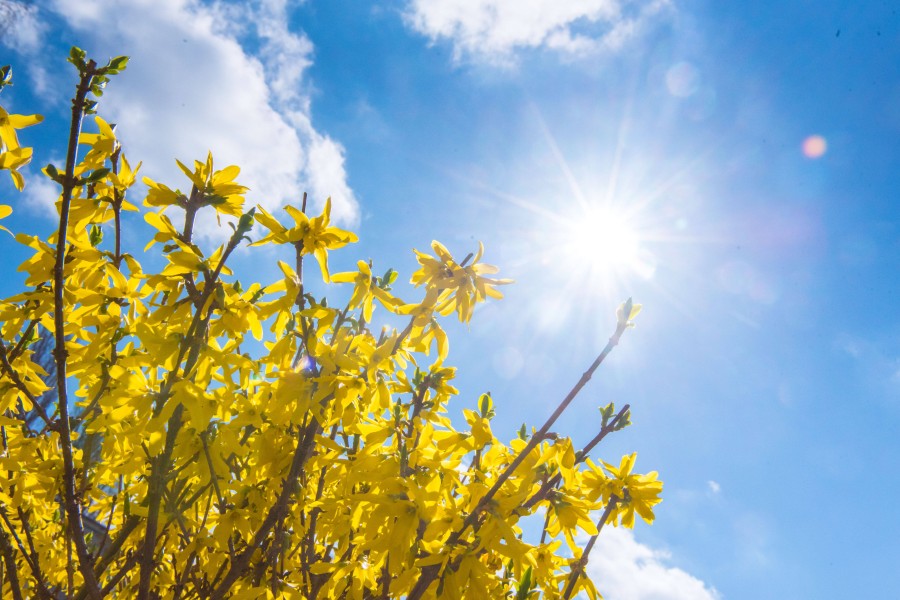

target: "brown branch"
[201,431,235,561]
[539,509,552,546]
[89,513,140,575]
[211,236,420,598]
[92,491,118,563]
[73,515,141,600]
[299,424,338,595]
[200,432,227,513]
[172,549,198,600]
[100,549,140,596]
[0,529,24,600]
[379,556,391,600]
[88,482,215,600]
[137,219,248,598]
[137,403,183,599]
[399,376,430,478]
[52,58,103,600]
[66,510,75,599]
[15,507,46,596]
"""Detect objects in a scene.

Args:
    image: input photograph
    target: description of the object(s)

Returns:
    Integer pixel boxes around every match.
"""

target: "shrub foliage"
[0,50,661,599]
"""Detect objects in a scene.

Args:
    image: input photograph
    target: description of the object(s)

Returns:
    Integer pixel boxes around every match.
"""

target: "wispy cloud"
[587,527,720,600]
[834,332,900,402]
[0,0,44,52]
[403,0,672,64]
[12,0,357,237]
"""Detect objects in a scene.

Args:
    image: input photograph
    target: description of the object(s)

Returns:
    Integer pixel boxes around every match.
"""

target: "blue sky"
[2,0,899,598]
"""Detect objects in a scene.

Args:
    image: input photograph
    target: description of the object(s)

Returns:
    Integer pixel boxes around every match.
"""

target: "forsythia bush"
[0,50,662,599]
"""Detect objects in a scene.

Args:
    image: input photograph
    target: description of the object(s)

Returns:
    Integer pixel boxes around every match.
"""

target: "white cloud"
[30,0,357,238]
[20,164,61,218]
[403,0,671,63]
[707,480,721,494]
[251,0,359,224]
[0,0,44,52]
[586,527,720,600]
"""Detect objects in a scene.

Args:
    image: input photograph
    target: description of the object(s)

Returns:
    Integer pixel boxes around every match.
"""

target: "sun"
[553,206,655,283]
[566,207,642,272]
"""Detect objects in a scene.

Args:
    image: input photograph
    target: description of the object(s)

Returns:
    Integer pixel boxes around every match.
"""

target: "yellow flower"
[142,177,181,208]
[0,146,32,191]
[0,204,11,234]
[532,539,563,582]
[142,152,247,216]
[0,105,42,151]
[110,154,141,190]
[331,260,401,321]
[252,198,358,282]
[546,492,599,549]
[585,453,663,528]
[410,241,512,323]
[0,104,42,190]
[78,115,118,170]
[178,152,247,216]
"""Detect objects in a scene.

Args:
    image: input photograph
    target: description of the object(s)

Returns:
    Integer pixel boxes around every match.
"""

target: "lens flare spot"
[666,62,700,98]
[716,260,778,304]
[802,135,827,158]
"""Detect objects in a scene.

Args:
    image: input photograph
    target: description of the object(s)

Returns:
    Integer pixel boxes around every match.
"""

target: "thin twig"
[109,145,124,268]
[560,496,619,600]
[8,319,39,362]
[74,515,141,600]
[0,343,53,428]
[0,508,52,598]
[520,404,631,513]
[15,507,48,597]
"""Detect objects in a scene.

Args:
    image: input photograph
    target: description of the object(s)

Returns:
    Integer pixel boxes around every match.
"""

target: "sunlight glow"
[568,208,641,270]
[559,207,656,281]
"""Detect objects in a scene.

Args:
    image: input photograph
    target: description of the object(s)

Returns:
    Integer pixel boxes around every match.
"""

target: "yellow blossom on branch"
[584,453,663,528]
[331,260,402,321]
[411,240,512,323]
[252,198,358,282]
[0,105,42,151]
[0,101,42,190]
[143,152,247,217]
